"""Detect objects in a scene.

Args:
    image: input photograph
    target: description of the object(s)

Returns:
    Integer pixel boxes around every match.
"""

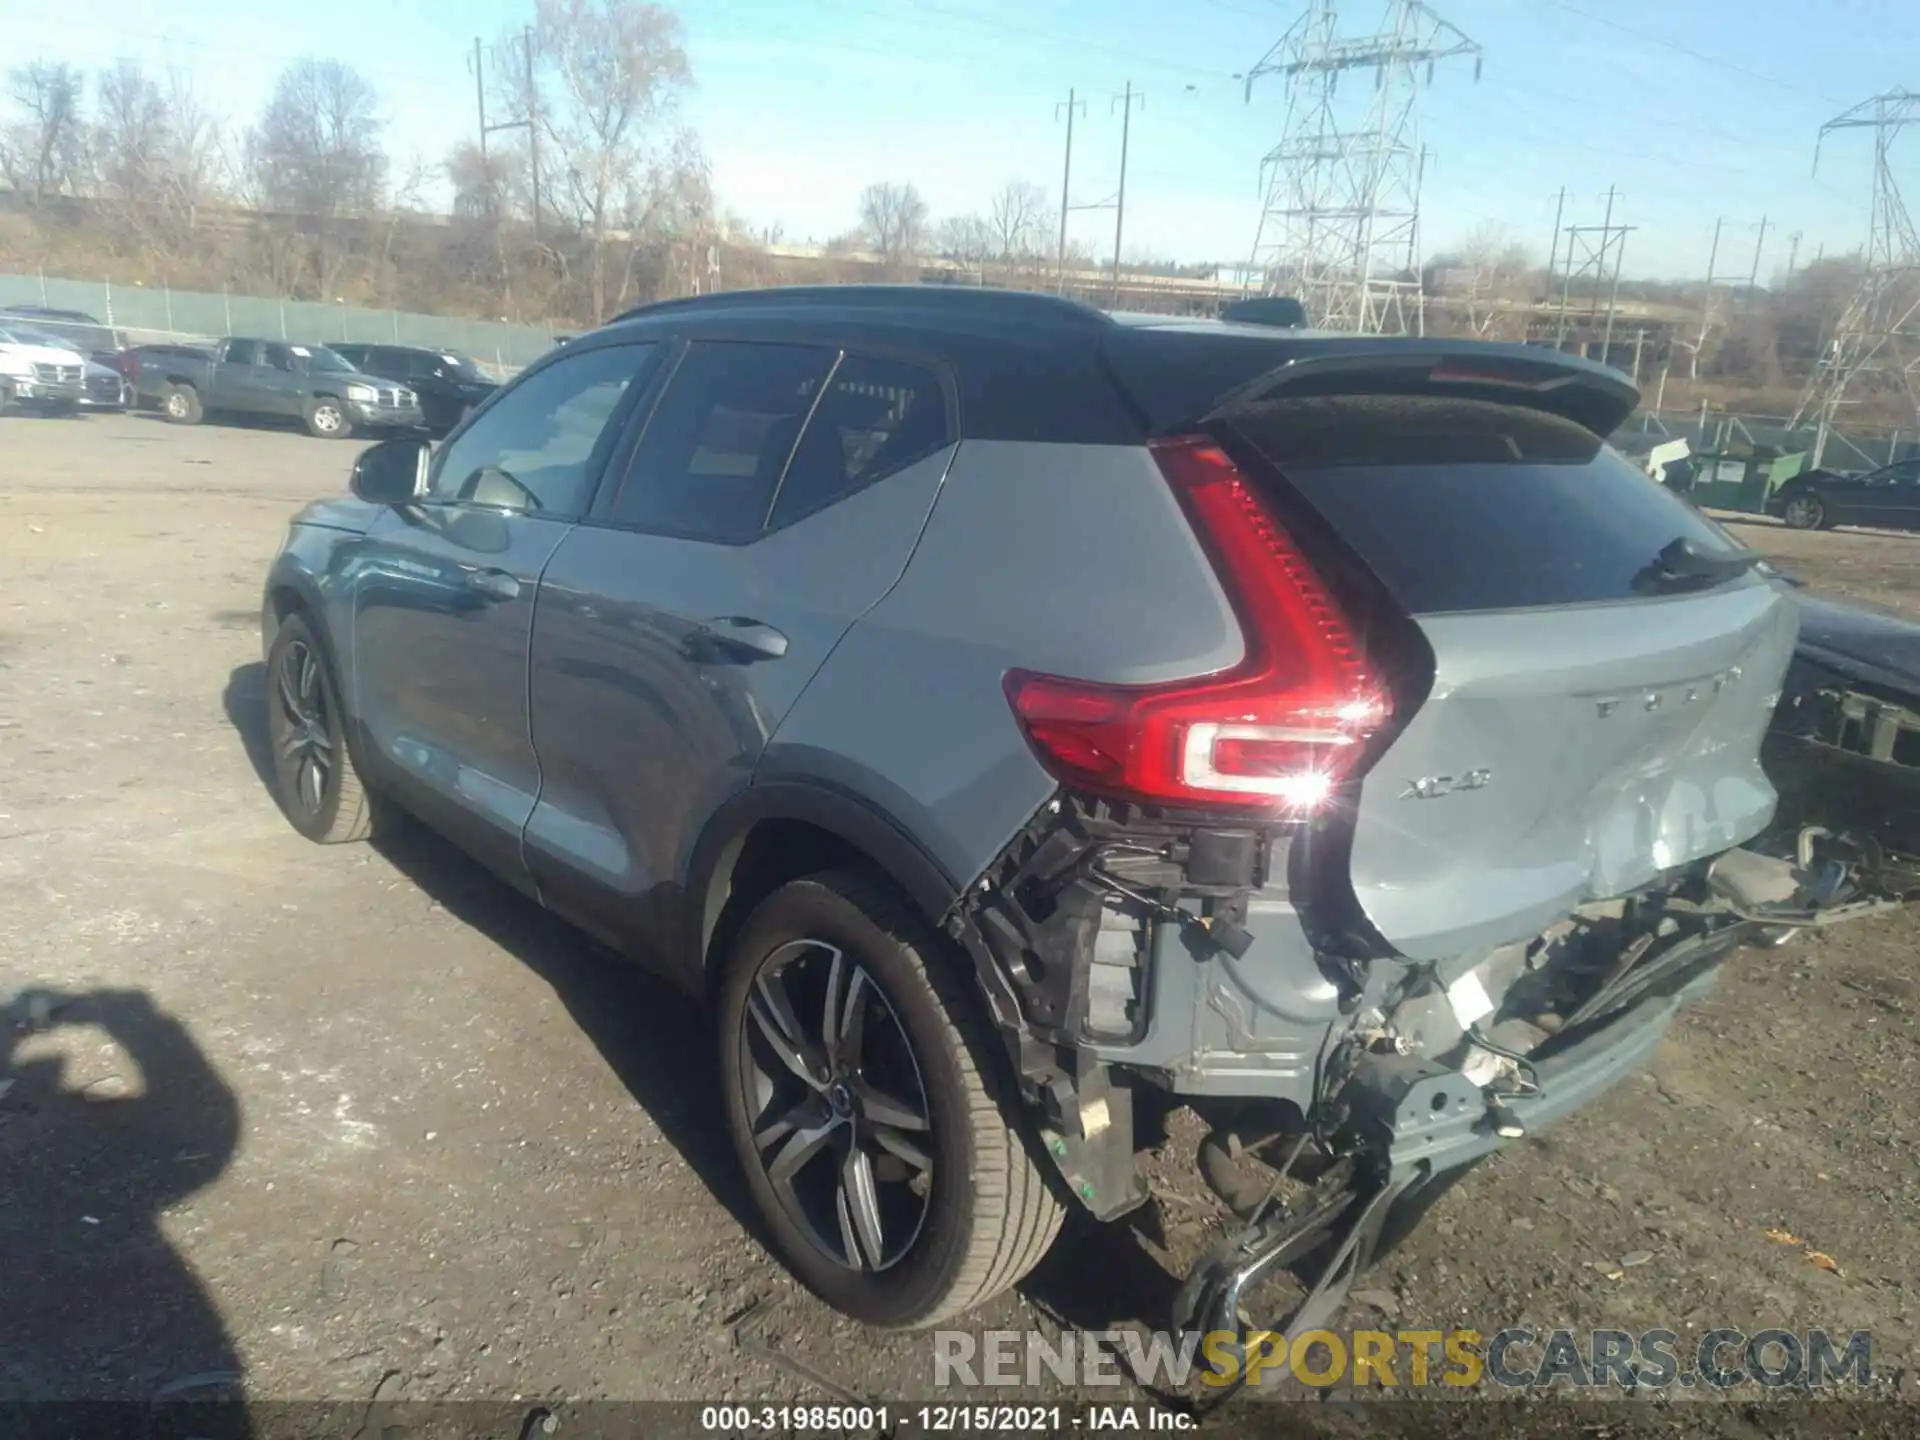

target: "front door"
[1855,459,1920,530]
[524,342,958,970]
[348,338,661,886]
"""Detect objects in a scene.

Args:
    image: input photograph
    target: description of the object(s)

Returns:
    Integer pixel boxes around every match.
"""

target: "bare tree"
[987,180,1049,269]
[93,62,169,206]
[2,62,87,202]
[1431,224,1532,339]
[936,213,994,273]
[246,59,387,217]
[520,0,694,321]
[858,181,928,273]
[160,69,229,216]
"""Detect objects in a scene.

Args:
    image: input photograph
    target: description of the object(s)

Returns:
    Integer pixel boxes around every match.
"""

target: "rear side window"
[768,353,951,530]
[610,341,836,543]
[1230,395,1747,614]
[224,340,260,366]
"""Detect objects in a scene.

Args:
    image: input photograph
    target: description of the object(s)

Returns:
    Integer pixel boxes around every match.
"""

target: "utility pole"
[1786,231,1803,275]
[1055,88,1085,293]
[1747,215,1771,294]
[1110,83,1144,304]
[524,26,541,243]
[1554,186,1633,359]
[471,38,489,161]
[1544,186,1566,304]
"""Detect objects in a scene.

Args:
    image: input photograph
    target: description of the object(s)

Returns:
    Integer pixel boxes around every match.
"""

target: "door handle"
[704,616,789,659]
[463,567,521,602]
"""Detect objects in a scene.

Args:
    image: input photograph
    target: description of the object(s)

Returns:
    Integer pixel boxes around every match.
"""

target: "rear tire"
[718,869,1063,1328]
[161,383,203,425]
[1781,491,1828,531]
[305,397,354,439]
[264,613,378,844]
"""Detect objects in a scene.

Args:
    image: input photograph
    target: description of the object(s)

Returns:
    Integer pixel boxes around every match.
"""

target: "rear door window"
[608,341,838,543]
[1228,395,1750,614]
[767,353,952,530]
[224,339,260,366]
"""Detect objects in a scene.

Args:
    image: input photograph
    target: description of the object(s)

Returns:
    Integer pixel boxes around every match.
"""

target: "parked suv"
[258,287,1872,1335]
[329,343,498,436]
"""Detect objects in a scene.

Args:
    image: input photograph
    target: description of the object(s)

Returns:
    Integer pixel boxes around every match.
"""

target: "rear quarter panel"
[760,439,1245,886]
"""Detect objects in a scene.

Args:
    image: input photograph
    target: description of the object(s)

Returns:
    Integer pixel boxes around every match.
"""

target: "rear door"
[524,341,957,963]
[211,339,266,410]
[1221,393,1799,960]
[349,339,661,886]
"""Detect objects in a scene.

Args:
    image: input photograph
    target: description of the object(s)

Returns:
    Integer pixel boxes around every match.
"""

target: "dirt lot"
[1,414,1916,1430]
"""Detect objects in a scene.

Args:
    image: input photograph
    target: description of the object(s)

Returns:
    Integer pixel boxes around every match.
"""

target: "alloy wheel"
[312,404,343,434]
[1784,494,1823,529]
[165,391,189,419]
[735,939,933,1273]
[274,638,335,817]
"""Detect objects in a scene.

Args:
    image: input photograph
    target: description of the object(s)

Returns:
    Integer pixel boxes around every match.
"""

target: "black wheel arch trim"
[686,779,964,973]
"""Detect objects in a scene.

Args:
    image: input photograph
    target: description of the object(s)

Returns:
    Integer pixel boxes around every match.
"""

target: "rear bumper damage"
[946,792,1913,1344]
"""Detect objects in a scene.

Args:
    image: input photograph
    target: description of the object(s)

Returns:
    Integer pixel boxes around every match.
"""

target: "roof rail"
[607,284,1113,329]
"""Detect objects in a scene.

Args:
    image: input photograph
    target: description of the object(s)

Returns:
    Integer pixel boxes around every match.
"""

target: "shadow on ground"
[0,986,246,1420]
[223,663,760,1243]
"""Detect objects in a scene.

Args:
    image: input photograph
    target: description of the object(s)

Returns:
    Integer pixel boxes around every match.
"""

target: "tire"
[161,383,203,425]
[0,384,11,418]
[718,869,1063,1328]
[263,612,378,843]
[305,396,354,439]
[1781,491,1828,531]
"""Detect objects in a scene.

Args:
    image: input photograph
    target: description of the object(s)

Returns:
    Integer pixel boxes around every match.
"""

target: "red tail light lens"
[1004,437,1390,814]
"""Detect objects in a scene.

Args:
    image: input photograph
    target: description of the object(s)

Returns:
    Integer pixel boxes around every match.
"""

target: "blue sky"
[5,0,1917,278]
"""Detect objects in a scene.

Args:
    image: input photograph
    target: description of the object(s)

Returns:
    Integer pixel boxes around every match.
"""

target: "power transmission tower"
[1242,0,1481,335]
[470,28,541,239]
[1790,89,1920,466]
[1551,187,1634,366]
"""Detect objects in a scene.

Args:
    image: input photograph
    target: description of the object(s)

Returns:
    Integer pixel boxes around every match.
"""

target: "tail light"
[1004,436,1390,814]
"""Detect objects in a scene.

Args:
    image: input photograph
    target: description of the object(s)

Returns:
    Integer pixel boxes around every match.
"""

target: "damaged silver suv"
[259,287,1888,1335]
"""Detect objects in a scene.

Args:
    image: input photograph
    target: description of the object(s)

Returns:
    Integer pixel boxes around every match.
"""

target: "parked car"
[0,325,86,415]
[329,343,497,435]
[257,287,1901,1335]
[0,305,124,367]
[142,337,423,438]
[1767,455,1920,531]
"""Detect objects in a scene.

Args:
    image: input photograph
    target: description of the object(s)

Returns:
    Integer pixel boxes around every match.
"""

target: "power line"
[1546,1,1843,103]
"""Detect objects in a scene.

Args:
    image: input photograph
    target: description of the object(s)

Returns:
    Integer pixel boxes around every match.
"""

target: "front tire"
[1782,491,1828,530]
[264,613,378,843]
[306,397,354,439]
[718,870,1063,1328]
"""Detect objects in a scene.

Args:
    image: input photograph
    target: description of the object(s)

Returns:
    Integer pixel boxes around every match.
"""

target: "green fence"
[0,273,560,373]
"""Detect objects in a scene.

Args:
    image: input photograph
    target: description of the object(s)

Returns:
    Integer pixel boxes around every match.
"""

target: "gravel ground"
[1,414,1914,1433]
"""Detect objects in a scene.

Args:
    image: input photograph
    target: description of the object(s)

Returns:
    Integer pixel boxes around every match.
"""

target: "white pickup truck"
[0,326,87,415]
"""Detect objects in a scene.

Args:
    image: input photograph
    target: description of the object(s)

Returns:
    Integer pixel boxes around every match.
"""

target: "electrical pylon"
[1243,0,1481,335]
[1789,89,1920,466]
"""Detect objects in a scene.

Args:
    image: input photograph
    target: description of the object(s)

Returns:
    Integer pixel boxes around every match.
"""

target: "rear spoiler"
[1101,329,1641,439]
[1203,348,1641,438]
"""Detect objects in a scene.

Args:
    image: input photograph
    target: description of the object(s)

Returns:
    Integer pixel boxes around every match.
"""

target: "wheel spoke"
[748,972,828,1090]
[855,1081,927,1131]
[754,1093,829,1153]
[834,965,871,1071]
[279,727,309,760]
[764,1113,841,1187]
[277,661,306,723]
[819,946,848,1063]
[299,754,326,811]
[838,1147,886,1270]
[871,1125,933,1173]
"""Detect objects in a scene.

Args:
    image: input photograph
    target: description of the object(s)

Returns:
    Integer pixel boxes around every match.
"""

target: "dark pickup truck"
[137,337,424,439]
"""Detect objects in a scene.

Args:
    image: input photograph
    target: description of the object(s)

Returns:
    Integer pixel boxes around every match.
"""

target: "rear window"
[1230,395,1747,614]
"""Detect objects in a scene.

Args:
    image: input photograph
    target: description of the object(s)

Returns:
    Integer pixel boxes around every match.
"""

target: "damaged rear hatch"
[1105,328,1800,960]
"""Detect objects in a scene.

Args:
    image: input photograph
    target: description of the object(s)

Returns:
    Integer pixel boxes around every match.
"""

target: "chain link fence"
[0,272,561,375]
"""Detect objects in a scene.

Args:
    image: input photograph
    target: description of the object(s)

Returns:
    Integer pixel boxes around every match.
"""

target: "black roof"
[598,285,1641,440]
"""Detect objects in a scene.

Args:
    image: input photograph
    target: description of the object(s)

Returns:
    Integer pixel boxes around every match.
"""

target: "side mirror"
[350,437,430,504]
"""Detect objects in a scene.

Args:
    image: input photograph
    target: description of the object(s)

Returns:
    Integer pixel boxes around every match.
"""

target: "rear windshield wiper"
[1632,537,1764,594]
